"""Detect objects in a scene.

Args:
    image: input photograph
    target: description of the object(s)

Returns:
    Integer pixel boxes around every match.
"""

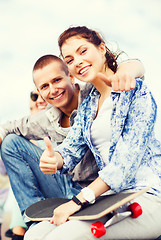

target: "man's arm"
[0,110,51,146]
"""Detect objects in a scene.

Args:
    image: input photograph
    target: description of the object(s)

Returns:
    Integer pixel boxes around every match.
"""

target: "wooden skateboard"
[25,187,149,238]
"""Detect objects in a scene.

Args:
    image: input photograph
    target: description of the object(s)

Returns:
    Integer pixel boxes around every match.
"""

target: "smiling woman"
[59,26,120,86]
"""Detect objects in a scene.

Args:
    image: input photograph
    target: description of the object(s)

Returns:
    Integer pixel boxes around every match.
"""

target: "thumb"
[44,136,54,157]
[97,72,112,87]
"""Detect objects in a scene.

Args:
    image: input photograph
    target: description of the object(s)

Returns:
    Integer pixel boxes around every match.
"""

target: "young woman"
[25,26,161,240]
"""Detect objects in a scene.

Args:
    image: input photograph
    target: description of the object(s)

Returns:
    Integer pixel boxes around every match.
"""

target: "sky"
[0,0,161,138]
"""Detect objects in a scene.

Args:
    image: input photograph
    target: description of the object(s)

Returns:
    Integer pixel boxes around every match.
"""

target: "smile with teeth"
[52,92,64,100]
[79,66,91,76]
[37,105,46,110]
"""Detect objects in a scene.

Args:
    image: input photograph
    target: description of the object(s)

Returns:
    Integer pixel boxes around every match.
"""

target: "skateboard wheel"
[91,221,106,238]
[128,202,142,218]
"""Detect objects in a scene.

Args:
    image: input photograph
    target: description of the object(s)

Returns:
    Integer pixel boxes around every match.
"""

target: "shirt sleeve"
[0,110,51,142]
[99,81,157,192]
[55,104,89,173]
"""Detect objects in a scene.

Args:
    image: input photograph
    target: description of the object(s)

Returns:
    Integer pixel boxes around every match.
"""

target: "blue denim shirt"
[56,79,161,198]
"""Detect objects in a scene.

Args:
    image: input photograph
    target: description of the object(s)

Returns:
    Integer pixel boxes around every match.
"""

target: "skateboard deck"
[25,187,149,221]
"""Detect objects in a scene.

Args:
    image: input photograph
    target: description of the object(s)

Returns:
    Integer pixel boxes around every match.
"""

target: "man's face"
[33,61,76,110]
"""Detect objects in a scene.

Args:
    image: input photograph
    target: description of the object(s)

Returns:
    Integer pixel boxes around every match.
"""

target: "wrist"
[81,187,95,204]
[71,196,89,211]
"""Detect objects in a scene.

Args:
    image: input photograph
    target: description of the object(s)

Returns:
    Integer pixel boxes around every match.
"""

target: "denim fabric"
[56,79,161,197]
[1,134,81,216]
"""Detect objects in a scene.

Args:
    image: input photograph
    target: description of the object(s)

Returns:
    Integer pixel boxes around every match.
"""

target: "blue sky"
[0,0,161,138]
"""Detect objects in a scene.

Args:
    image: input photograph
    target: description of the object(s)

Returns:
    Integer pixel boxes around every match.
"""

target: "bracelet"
[72,196,89,210]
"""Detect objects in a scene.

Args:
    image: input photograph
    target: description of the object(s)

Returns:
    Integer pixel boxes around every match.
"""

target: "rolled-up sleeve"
[55,106,89,173]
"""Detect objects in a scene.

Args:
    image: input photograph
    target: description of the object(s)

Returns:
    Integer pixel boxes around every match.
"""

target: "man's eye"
[55,78,61,83]
[41,84,48,90]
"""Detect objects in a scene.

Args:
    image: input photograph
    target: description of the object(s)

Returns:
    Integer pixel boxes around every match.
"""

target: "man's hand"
[97,72,136,91]
[39,137,60,174]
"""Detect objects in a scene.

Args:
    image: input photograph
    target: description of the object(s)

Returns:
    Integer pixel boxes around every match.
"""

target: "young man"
[0,55,144,227]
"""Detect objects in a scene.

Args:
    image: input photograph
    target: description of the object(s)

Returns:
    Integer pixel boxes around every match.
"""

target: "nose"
[49,83,59,95]
[74,55,83,67]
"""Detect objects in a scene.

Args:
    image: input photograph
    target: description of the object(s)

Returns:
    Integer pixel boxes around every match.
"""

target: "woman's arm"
[118,59,144,78]
[98,59,145,91]
[51,176,110,225]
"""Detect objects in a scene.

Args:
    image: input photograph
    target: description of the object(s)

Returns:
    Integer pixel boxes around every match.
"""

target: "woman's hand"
[50,200,81,225]
[97,72,136,91]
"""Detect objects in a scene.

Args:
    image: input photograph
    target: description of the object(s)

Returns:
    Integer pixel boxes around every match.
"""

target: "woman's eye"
[81,49,87,54]
[66,59,73,65]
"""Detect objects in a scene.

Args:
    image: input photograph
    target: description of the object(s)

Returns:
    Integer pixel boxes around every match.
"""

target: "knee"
[1,134,20,157]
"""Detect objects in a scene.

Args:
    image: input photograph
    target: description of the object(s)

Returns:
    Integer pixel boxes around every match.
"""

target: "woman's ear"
[99,42,106,55]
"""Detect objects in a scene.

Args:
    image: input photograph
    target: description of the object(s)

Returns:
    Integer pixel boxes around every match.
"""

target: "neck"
[93,68,113,98]
[60,89,79,128]
[60,86,79,118]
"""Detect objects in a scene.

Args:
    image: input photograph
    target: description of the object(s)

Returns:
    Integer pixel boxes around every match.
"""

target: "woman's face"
[61,36,106,83]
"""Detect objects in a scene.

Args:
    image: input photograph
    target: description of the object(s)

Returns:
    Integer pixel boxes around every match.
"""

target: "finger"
[124,77,132,91]
[112,79,119,91]
[39,161,57,174]
[50,216,54,224]
[130,78,136,90]
[44,136,54,157]
[40,168,57,174]
[97,73,112,87]
[118,77,127,91]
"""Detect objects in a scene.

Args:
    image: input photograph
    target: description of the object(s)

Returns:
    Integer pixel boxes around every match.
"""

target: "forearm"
[118,59,145,78]
[51,176,111,225]
[76,177,110,203]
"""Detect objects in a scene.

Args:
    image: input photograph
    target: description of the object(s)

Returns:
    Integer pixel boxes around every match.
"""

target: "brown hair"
[33,54,69,75]
[58,26,121,73]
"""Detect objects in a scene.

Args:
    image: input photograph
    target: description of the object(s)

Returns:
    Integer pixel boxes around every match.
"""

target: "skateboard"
[25,187,149,238]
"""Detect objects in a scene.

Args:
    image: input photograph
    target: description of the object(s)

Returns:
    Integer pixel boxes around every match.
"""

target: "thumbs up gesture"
[39,137,63,174]
[97,72,136,91]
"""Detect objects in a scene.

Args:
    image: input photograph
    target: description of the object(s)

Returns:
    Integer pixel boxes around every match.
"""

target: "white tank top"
[91,97,113,165]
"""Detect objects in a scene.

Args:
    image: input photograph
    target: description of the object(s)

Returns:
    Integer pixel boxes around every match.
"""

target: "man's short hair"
[33,54,69,76]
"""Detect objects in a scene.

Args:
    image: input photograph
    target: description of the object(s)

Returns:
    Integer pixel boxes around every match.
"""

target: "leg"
[8,188,27,236]
[24,193,161,240]
[24,220,97,240]
[1,134,81,216]
[105,193,161,239]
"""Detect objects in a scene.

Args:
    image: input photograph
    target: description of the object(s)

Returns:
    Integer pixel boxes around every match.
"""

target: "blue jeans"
[1,134,81,217]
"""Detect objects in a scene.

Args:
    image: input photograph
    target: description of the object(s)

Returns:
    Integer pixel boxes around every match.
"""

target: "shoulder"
[45,106,62,122]
[77,82,93,104]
